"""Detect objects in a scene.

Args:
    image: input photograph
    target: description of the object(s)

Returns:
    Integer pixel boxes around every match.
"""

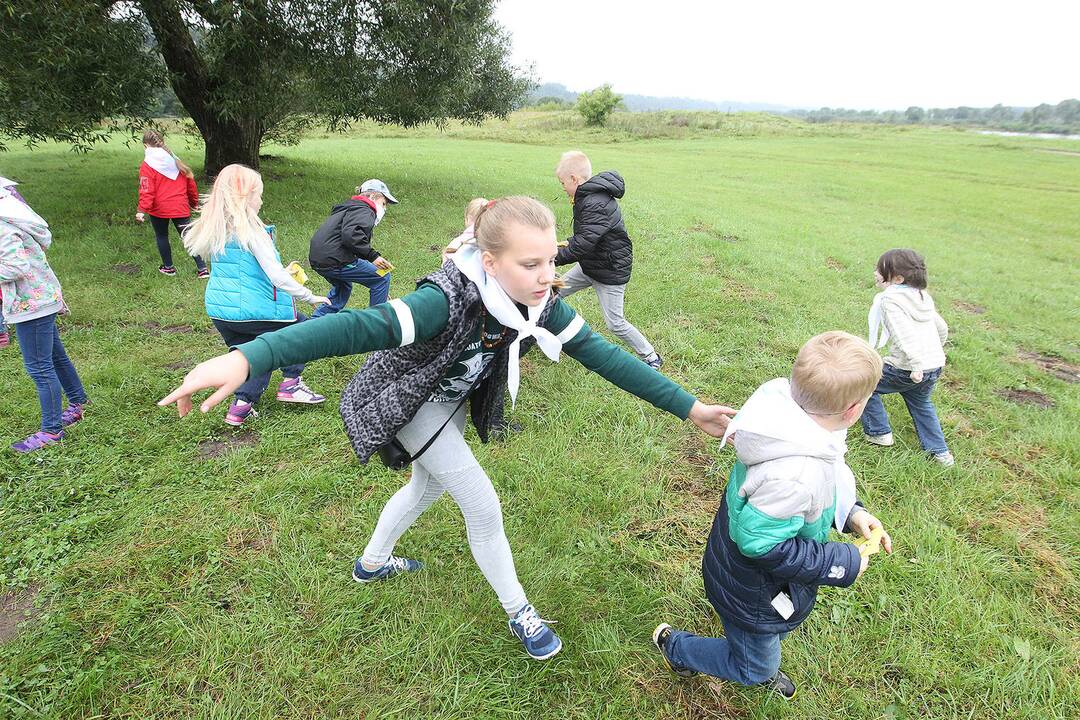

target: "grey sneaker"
[760,669,797,699]
[932,451,955,467]
[865,432,895,447]
[652,624,696,678]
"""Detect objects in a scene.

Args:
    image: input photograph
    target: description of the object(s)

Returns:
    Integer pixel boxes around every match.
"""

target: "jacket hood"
[881,286,937,322]
[576,171,625,200]
[722,378,849,466]
[331,197,377,215]
[0,194,51,250]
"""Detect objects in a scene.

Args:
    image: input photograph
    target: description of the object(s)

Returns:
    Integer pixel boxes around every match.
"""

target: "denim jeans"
[149,215,206,270]
[666,617,786,685]
[311,260,390,317]
[212,315,308,404]
[14,313,88,433]
[860,364,949,454]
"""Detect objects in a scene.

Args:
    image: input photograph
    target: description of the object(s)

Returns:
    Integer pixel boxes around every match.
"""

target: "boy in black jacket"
[555,151,662,369]
[309,179,397,317]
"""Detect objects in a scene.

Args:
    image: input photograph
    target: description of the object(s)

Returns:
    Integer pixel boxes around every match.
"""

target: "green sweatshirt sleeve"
[237,283,450,377]
[544,299,697,419]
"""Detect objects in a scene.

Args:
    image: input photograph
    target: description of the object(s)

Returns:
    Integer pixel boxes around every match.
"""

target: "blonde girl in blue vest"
[161,196,737,660]
[182,164,329,426]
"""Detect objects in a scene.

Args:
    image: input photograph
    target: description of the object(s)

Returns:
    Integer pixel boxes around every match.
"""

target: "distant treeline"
[789,99,1080,134]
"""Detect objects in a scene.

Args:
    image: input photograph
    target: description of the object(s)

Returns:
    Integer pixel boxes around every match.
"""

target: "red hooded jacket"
[138,163,198,218]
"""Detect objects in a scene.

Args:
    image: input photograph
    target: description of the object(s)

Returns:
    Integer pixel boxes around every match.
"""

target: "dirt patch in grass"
[226,525,274,554]
[0,584,43,644]
[429,244,443,252]
[689,222,741,243]
[162,324,194,334]
[112,262,141,275]
[162,360,191,371]
[825,256,846,271]
[197,431,260,460]
[1019,350,1080,383]
[996,388,1054,408]
[953,300,986,314]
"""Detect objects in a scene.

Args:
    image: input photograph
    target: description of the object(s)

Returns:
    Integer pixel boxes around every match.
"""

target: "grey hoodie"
[875,287,948,371]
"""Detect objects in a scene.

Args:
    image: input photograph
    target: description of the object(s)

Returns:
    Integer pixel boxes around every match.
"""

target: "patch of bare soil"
[953,300,986,314]
[0,584,43,644]
[197,431,259,460]
[996,388,1054,408]
[825,256,846,271]
[1019,350,1080,383]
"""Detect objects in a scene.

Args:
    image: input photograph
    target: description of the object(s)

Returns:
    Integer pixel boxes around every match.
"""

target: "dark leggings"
[149,215,206,270]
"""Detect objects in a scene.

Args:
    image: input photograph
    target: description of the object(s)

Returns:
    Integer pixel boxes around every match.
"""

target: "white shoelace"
[516,606,556,638]
[387,556,409,572]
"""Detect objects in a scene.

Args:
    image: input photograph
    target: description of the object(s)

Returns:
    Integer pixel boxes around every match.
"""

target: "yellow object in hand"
[855,527,886,558]
[285,261,308,285]
[377,260,394,277]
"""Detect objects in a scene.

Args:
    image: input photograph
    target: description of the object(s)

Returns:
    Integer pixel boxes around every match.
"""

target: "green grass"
[1,113,1078,719]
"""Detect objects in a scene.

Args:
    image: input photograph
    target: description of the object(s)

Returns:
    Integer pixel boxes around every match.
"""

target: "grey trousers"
[361,401,528,616]
[559,264,655,357]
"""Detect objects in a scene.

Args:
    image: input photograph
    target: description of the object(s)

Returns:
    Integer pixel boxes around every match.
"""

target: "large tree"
[0,1,530,174]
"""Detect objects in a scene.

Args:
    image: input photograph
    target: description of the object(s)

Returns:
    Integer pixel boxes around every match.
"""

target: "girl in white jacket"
[862,248,953,466]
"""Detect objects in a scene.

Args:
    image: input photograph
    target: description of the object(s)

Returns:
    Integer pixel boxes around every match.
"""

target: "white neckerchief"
[0,187,47,228]
[144,146,180,180]
[451,244,562,406]
[868,283,908,349]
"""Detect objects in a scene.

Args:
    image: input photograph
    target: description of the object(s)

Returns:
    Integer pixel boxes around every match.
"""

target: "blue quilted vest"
[204,229,296,322]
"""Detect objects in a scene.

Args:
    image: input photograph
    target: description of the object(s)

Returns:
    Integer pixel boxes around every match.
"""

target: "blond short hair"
[464,197,488,226]
[556,150,592,180]
[790,331,883,414]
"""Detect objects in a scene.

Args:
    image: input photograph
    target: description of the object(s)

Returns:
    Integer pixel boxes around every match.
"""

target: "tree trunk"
[201,117,263,178]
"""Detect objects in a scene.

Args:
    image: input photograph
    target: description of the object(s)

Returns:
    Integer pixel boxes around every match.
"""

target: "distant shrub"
[576,85,623,127]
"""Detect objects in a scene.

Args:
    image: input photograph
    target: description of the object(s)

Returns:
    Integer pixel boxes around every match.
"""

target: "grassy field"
[1,112,1078,719]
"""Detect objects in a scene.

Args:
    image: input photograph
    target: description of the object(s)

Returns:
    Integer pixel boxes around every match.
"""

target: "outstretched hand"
[687,401,738,438]
[157,350,251,417]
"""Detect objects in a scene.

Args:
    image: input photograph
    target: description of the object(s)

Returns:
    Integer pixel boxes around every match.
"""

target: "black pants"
[149,215,206,270]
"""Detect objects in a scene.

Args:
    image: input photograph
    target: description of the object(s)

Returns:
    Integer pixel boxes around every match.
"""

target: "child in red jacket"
[135,130,208,278]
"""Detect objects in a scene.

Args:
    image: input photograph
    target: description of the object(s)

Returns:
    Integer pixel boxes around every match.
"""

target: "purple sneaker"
[11,430,64,453]
[224,401,257,427]
[61,403,85,428]
[0,331,9,348]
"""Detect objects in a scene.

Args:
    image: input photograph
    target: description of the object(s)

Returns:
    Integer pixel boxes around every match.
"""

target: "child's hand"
[135,212,145,223]
[157,350,250,417]
[688,401,738,437]
[849,510,893,554]
[373,256,393,271]
[910,369,924,383]
[310,295,330,306]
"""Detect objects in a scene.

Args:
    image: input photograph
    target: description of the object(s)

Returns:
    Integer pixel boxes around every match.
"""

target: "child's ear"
[480,249,498,274]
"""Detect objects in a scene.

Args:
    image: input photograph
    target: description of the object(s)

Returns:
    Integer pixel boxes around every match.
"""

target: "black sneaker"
[652,624,696,678]
[759,669,796,700]
[645,352,664,371]
[158,265,177,276]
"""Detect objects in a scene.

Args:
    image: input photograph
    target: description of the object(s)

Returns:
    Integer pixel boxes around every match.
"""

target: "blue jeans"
[212,316,308,404]
[666,617,785,685]
[860,364,948,454]
[14,313,88,433]
[311,260,390,317]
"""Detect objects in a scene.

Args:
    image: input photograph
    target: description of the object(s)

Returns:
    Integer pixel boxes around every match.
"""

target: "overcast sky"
[493,0,1079,110]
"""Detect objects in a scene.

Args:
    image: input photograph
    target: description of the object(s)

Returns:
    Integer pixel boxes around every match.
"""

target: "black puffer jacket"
[308,197,381,271]
[555,171,632,285]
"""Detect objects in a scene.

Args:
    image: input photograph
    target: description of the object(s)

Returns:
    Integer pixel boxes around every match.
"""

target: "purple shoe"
[61,403,85,428]
[0,331,9,348]
[225,401,257,427]
[11,430,64,453]
[276,376,325,404]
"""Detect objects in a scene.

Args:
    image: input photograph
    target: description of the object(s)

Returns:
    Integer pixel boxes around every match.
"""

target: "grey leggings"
[361,401,528,616]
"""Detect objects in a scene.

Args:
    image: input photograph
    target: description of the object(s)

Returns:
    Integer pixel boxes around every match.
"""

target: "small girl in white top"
[862,248,953,466]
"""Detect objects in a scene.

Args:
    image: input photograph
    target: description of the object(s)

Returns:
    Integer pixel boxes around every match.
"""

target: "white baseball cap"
[359,178,398,204]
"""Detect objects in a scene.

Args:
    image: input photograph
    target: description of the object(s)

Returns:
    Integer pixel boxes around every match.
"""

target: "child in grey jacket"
[862,248,953,466]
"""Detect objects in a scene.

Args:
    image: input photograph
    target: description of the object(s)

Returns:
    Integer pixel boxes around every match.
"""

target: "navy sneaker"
[351,555,423,583]
[645,352,664,370]
[508,604,562,660]
[652,624,696,678]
